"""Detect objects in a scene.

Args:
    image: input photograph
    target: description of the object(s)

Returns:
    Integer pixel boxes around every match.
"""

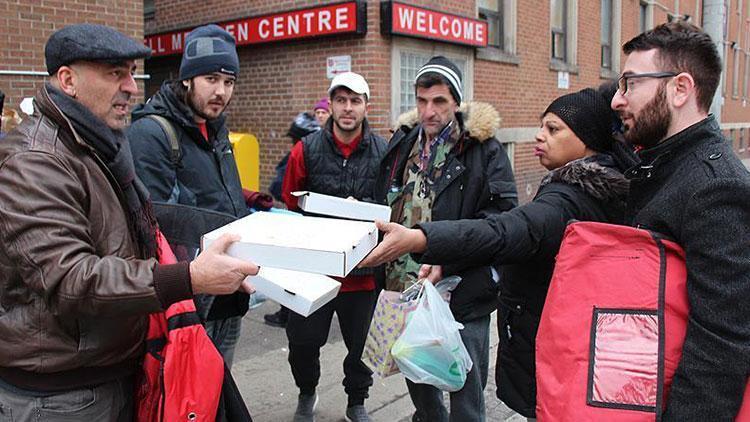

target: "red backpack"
[536,221,750,421]
[135,231,225,421]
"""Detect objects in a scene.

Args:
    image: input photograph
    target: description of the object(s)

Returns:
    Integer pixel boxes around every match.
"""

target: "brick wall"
[0,0,145,112]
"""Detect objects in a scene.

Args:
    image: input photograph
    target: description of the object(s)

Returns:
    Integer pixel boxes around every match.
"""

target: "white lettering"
[397,7,414,29]
[319,10,332,31]
[475,23,485,43]
[156,37,165,53]
[463,21,474,40]
[288,15,299,35]
[336,6,348,29]
[416,10,426,32]
[237,23,249,42]
[259,19,270,39]
[225,24,235,40]
[451,19,461,38]
[302,12,315,32]
[428,14,437,34]
[439,16,449,35]
[171,33,182,50]
[273,16,283,37]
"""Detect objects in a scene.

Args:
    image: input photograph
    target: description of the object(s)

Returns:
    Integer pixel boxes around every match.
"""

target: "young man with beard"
[611,21,750,420]
[128,24,250,367]
[365,56,517,422]
[0,24,257,420]
[280,72,386,422]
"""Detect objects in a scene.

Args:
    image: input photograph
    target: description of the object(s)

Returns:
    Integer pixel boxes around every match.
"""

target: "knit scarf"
[46,84,158,259]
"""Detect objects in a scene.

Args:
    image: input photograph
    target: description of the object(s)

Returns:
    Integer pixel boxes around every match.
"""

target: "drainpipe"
[702,0,727,122]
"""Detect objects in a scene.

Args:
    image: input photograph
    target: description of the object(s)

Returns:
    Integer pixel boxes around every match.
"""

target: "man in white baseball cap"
[280,70,386,422]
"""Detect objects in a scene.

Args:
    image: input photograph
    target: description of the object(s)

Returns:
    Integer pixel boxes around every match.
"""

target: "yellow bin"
[229,132,260,191]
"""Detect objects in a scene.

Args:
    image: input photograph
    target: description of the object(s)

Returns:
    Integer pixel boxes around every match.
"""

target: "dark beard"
[332,114,363,135]
[623,83,671,149]
[187,81,228,121]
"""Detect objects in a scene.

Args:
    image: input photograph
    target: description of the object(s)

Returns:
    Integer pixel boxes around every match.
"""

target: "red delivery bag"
[536,221,750,421]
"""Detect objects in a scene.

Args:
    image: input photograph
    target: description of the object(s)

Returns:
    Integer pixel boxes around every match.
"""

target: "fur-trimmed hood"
[395,101,501,142]
[540,155,629,201]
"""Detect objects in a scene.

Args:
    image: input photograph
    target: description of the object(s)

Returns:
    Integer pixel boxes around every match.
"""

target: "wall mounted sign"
[145,1,367,57]
[380,1,487,48]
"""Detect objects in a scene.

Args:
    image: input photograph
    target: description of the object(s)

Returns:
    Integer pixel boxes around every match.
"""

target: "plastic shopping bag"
[363,290,420,378]
[391,281,473,392]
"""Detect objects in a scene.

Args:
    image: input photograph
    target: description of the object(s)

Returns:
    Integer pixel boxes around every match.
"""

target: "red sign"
[145,1,366,57]
[380,2,487,48]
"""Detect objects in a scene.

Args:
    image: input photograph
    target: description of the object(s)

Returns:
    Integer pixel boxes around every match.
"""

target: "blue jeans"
[205,315,242,368]
[0,377,132,422]
[408,314,491,422]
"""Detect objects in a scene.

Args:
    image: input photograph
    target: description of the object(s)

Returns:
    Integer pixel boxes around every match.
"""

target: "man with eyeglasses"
[280,72,387,422]
[612,21,750,420]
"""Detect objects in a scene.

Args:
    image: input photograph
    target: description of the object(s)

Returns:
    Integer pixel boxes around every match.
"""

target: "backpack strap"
[147,115,181,168]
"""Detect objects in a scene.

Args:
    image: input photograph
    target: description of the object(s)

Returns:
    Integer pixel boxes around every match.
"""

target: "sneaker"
[292,393,318,422]
[264,308,288,328]
[345,404,372,422]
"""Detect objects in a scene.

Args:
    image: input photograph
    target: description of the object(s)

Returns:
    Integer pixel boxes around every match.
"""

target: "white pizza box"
[292,191,391,222]
[201,211,377,277]
[250,267,340,317]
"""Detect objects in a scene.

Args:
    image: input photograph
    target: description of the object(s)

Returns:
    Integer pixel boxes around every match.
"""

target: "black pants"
[286,290,376,406]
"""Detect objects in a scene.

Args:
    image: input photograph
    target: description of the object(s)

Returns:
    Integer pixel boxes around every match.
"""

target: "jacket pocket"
[499,294,539,350]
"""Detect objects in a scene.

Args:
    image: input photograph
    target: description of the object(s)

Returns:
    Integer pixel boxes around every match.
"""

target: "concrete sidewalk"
[231,300,524,422]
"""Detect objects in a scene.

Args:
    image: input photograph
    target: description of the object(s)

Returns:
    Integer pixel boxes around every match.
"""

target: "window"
[399,52,431,114]
[549,0,578,71]
[144,0,155,20]
[476,0,518,63]
[479,0,504,50]
[551,0,567,61]
[639,1,653,33]
[601,0,613,69]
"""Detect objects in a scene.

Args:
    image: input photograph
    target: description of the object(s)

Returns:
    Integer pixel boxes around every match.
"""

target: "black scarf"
[46,84,158,259]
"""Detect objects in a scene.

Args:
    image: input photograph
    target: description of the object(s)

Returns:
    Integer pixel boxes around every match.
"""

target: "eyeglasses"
[617,72,678,95]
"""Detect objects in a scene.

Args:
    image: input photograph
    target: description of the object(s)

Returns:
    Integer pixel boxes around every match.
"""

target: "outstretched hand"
[358,220,428,268]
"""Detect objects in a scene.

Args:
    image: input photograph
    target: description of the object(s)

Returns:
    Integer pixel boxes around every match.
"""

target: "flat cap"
[45,24,152,75]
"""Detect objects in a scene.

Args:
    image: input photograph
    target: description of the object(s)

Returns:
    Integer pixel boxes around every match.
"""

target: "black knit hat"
[416,56,463,104]
[543,88,615,152]
[179,25,239,80]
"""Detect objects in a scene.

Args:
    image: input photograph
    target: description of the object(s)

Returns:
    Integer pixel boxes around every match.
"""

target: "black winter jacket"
[302,119,386,204]
[128,81,248,218]
[375,102,518,322]
[127,81,250,320]
[416,154,628,417]
[625,117,750,421]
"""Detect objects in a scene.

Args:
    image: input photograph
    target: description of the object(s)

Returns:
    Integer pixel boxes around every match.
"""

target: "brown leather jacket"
[0,87,191,391]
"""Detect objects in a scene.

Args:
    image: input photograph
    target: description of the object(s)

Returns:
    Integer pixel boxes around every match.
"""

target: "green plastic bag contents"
[391,281,473,392]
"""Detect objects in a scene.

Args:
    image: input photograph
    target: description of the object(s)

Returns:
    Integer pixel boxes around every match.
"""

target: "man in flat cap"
[0,23,258,420]
[129,24,250,368]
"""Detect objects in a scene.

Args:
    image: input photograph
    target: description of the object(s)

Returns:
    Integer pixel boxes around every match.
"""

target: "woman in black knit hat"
[361,86,634,421]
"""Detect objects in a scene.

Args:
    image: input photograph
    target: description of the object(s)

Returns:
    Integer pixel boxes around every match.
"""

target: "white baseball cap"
[328,72,370,100]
